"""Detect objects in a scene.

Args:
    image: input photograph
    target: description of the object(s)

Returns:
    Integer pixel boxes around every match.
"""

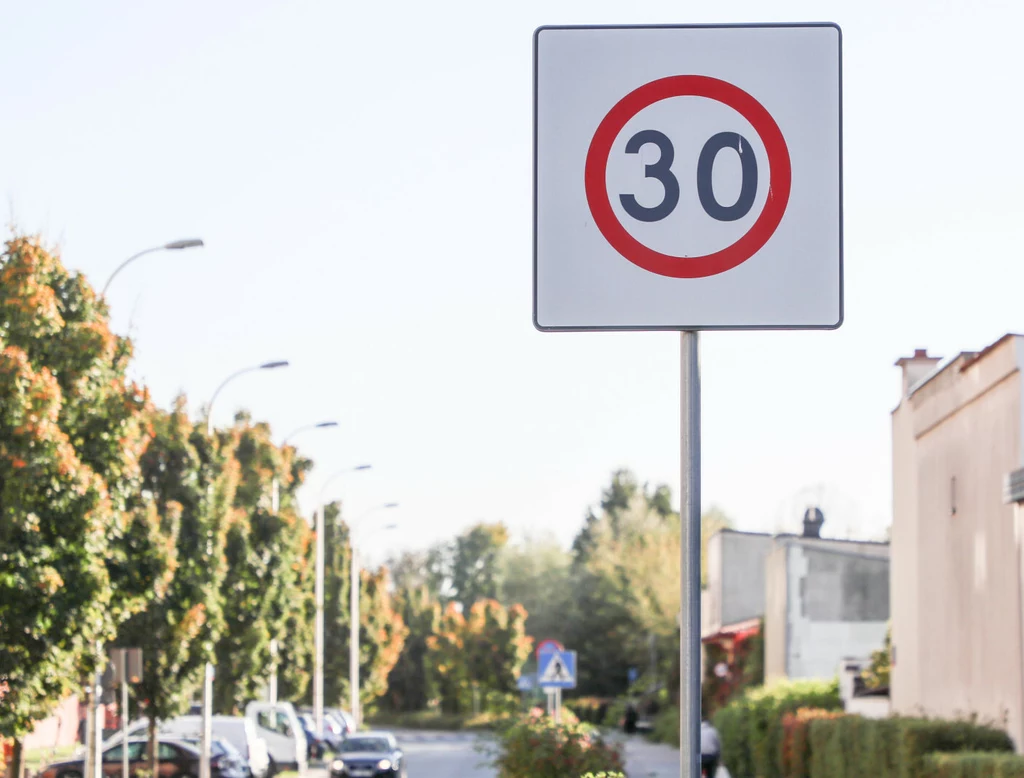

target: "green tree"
[498,533,573,647]
[449,522,509,610]
[384,585,439,712]
[425,599,532,714]
[0,236,173,775]
[213,414,314,713]
[565,470,682,696]
[310,504,406,713]
[117,398,237,771]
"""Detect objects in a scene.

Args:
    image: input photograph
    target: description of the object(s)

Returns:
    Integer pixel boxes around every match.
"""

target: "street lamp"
[314,465,373,734]
[101,239,204,296]
[271,421,339,512]
[348,503,399,730]
[206,361,289,436]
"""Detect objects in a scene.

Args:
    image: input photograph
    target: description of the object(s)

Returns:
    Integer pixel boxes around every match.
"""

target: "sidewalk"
[618,736,731,778]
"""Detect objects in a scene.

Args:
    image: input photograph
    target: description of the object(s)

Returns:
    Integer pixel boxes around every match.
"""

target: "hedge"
[922,753,1024,778]
[568,697,611,726]
[713,678,842,778]
[805,716,1014,778]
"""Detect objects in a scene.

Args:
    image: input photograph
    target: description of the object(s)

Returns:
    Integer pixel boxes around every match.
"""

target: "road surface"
[311,730,729,777]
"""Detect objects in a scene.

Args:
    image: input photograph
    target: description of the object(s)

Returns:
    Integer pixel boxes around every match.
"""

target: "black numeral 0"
[619,130,758,223]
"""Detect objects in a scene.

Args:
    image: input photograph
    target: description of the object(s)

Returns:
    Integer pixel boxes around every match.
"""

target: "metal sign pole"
[680,331,701,778]
[200,663,213,778]
[121,670,129,778]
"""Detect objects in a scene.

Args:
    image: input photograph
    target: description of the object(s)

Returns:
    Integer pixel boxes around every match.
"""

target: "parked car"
[296,714,326,761]
[39,738,205,778]
[245,701,307,775]
[175,738,249,778]
[105,716,270,778]
[159,715,271,778]
[328,732,405,778]
[324,708,356,737]
[297,709,346,751]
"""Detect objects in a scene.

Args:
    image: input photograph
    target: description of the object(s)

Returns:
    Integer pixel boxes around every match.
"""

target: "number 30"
[619,130,758,223]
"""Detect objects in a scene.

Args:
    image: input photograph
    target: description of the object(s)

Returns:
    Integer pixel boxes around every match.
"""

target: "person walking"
[701,716,722,777]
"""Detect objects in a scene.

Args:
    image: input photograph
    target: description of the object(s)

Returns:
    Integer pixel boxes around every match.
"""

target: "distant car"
[175,738,249,778]
[39,737,205,778]
[329,731,405,778]
[296,714,326,761]
[324,708,356,737]
[296,709,345,751]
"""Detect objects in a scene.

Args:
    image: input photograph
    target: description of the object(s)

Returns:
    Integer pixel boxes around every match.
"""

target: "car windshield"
[340,737,390,753]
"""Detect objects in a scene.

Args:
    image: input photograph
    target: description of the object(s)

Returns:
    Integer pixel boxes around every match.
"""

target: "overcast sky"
[2,0,1022,560]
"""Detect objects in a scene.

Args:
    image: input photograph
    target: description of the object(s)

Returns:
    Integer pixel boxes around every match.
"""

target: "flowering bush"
[494,713,623,778]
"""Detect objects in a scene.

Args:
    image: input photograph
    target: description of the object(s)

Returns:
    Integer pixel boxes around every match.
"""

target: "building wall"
[891,336,1024,749]
[721,531,774,627]
[764,543,789,681]
[703,530,773,637]
[783,544,890,680]
[23,695,80,750]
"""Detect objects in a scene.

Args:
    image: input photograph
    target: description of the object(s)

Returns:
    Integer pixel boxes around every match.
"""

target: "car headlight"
[377,759,392,771]
[330,759,345,772]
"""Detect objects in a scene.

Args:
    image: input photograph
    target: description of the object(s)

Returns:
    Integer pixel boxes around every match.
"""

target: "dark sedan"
[328,732,404,778]
[39,738,206,778]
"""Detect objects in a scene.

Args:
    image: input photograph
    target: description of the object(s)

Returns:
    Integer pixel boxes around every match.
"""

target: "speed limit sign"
[533,24,842,331]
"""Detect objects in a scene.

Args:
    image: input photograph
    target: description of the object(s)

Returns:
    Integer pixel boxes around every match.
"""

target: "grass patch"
[25,745,80,775]
[365,710,510,731]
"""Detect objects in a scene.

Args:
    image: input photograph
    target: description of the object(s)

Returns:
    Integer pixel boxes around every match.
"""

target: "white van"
[244,702,307,775]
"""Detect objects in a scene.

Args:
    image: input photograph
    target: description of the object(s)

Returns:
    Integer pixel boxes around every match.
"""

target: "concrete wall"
[891,336,1024,748]
[782,544,890,680]
[764,543,789,681]
[721,531,774,627]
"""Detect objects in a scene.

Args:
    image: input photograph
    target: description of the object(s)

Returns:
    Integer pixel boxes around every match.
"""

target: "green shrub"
[651,705,680,747]
[494,712,624,778]
[805,716,1015,778]
[568,697,611,725]
[780,708,845,778]
[602,698,629,729]
[714,678,841,778]
[922,752,1024,778]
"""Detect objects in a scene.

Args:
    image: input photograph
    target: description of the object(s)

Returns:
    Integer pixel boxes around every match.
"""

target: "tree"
[117,398,237,771]
[449,522,509,610]
[384,585,439,712]
[425,599,532,714]
[0,236,172,776]
[565,469,682,696]
[701,506,734,589]
[498,533,573,647]
[213,414,313,713]
[313,504,406,713]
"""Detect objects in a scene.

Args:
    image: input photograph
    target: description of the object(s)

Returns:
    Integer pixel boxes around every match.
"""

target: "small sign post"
[534,23,843,776]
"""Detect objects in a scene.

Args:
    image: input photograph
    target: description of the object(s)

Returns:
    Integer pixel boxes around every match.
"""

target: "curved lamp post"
[271,421,339,512]
[102,239,204,296]
[206,360,289,436]
[348,503,399,729]
[313,465,373,733]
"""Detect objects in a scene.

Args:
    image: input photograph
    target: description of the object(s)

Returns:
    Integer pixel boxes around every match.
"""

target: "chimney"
[895,349,941,399]
[803,507,825,538]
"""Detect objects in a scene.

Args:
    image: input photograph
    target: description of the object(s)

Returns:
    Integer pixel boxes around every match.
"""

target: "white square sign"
[533,24,843,331]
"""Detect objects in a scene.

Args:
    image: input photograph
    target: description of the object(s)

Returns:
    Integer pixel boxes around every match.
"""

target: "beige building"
[892,336,1024,749]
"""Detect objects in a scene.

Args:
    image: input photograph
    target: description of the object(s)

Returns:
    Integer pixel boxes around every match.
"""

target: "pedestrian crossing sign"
[538,649,577,689]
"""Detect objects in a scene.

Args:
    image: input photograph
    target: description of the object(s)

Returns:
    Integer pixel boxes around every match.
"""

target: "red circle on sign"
[584,75,792,279]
